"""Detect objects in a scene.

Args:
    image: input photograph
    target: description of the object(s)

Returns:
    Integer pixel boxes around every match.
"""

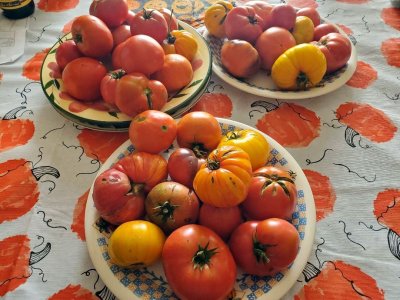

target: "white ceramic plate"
[203,21,357,100]
[85,118,316,300]
[40,21,212,131]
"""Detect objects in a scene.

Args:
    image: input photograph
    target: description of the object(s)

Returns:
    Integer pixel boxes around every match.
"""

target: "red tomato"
[229,218,299,276]
[269,4,297,31]
[92,168,144,225]
[125,10,135,25]
[71,15,113,58]
[245,0,273,30]
[130,8,168,44]
[55,40,82,70]
[162,224,237,300]
[176,111,222,158]
[90,0,129,28]
[100,69,126,105]
[115,73,168,117]
[198,204,244,240]
[128,110,177,154]
[312,32,352,73]
[145,181,200,233]
[111,40,125,69]
[224,6,263,44]
[111,24,131,47]
[113,151,168,193]
[313,23,339,41]
[119,35,165,76]
[296,7,321,27]
[62,57,107,102]
[167,148,203,188]
[241,166,297,220]
[158,8,178,31]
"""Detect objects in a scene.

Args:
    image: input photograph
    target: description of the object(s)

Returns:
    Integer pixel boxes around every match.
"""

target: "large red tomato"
[115,73,168,117]
[130,8,168,44]
[229,218,300,276]
[313,23,339,41]
[62,57,107,101]
[162,224,237,300]
[269,4,297,31]
[100,69,126,105]
[89,0,129,28]
[71,15,113,58]
[241,166,297,220]
[129,110,177,154]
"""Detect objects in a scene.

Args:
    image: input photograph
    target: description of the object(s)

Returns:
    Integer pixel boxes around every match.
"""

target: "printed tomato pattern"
[346,61,378,89]
[37,0,79,12]
[381,7,400,31]
[22,49,50,81]
[71,190,89,241]
[381,38,400,67]
[48,285,97,300]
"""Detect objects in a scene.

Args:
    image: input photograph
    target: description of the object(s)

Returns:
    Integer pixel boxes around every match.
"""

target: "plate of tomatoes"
[40,11,212,131]
[85,111,316,300]
[203,2,357,100]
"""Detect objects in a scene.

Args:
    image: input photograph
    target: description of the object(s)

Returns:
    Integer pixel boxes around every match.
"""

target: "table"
[1,0,399,299]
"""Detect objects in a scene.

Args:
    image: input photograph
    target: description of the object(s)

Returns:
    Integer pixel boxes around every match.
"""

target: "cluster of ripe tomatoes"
[92,110,300,300]
[55,0,197,118]
[205,1,352,90]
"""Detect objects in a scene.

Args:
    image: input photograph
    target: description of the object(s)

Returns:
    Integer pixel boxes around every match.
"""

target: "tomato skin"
[62,57,107,102]
[108,220,166,267]
[176,111,222,158]
[129,110,177,154]
[119,35,165,76]
[162,224,237,300]
[296,7,320,27]
[242,166,297,220]
[111,24,131,47]
[100,69,126,105]
[115,73,168,117]
[55,40,82,70]
[145,181,200,233]
[71,15,113,58]
[193,145,252,208]
[90,0,129,28]
[167,148,201,188]
[114,151,168,193]
[158,8,178,31]
[269,4,297,31]
[313,23,339,41]
[130,8,168,44]
[246,0,273,30]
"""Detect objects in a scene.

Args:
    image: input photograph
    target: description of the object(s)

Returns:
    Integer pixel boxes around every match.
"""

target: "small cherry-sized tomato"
[130,8,168,44]
[162,224,237,300]
[162,30,198,62]
[108,220,166,267]
[71,15,113,58]
[90,0,129,28]
[176,111,222,158]
[129,110,177,154]
[100,69,126,105]
[221,39,260,78]
[204,0,233,38]
[145,181,200,234]
[111,24,131,47]
[292,16,315,44]
[62,57,107,102]
[269,4,297,31]
[55,40,82,70]
[313,23,339,41]
[167,148,202,188]
[92,168,145,225]
[198,204,244,241]
[241,166,297,220]
[296,7,321,27]
[115,73,168,117]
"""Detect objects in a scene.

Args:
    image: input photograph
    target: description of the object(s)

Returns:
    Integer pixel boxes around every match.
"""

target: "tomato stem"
[73,33,83,44]
[192,242,218,270]
[296,72,311,90]
[252,234,276,264]
[144,87,153,109]
[192,144,209,159]
[206,157,220,170]
[253,172,295,198]
[226,130,241,140]
[153,201,180,223]
[110,69,126,79]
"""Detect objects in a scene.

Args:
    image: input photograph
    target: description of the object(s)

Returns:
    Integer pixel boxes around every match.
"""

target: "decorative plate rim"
[84,118,316,300]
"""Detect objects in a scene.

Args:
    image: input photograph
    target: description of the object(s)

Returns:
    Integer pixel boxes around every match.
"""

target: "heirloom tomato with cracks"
[130,8,168,44]
[162,224,237,300]
[100,69,126,105]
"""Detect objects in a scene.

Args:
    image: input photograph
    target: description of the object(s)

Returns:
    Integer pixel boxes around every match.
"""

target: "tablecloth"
[0,0,399,299]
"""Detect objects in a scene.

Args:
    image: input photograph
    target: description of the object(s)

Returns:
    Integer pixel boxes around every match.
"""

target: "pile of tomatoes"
[55,0,198,118]
[92,110,301,300]
[205,1,352,90]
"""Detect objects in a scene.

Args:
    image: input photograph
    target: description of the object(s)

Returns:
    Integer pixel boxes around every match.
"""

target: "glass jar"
[0,0,35,19]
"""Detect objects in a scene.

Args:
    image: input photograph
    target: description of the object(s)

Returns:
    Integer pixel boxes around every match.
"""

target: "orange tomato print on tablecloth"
[381,38,400,67]
[303,169,336,221]
[254,102,321,148]
[287,0,318,9]
[0,235,30,297]
[77,129,129,163]
[49,284,98,300]
[22,48,50,81]
[374,189,400,234]
[336,0,369,4]
[336,102,397,143]
[346,61,378,89]
[71,190,89,241]
[381,7,400,31]
[295,260,384,299]
[37,0,79,12]
[187,93,233,118]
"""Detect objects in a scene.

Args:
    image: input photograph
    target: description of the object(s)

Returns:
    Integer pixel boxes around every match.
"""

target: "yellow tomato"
[292,16,315,44]
[218,129,270,170]
[204,0,233,38]
[162,29,198,61]
[108,220,166,267]
[271,43,327,90]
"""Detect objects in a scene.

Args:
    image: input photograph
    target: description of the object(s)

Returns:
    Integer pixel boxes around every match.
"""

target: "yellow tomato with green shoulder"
[162,29,198,61]
[271,43,327,90]
[204,0,234,38]
[292,16,315,44]
[108,220,166,267]
[218,129,270,170]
